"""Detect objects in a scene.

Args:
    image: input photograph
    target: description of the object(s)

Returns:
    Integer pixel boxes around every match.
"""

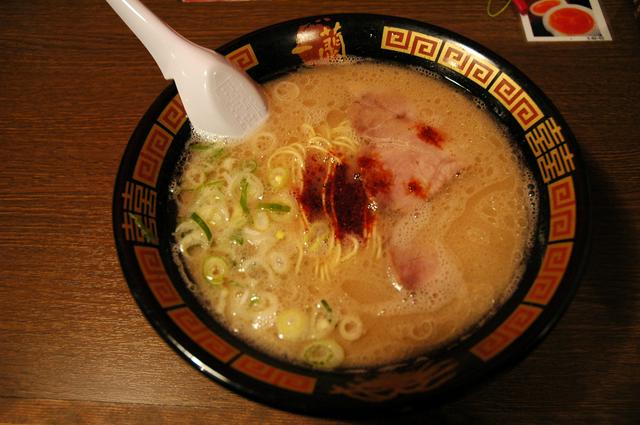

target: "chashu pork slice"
[350,91,462,290]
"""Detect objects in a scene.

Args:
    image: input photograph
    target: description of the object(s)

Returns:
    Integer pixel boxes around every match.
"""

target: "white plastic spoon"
[106,0,268,139]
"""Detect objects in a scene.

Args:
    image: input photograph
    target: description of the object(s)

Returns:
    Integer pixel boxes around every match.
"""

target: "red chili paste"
[299,154,376,240]
[406,178,428,199]
[414,123,444,148]
[325,163,373,240]
[297,153,327,222]
[357,153,392,196]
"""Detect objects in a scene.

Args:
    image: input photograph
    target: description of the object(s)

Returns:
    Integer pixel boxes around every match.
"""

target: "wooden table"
[1,1,638,423]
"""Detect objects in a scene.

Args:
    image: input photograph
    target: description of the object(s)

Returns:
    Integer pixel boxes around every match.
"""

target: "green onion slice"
[190,144,226,161]
[258,202,291,213]
[190,143,212,151]
[321,299,332,314]
[128,212,158,244]
[198,180,224,191]
[268,167,288,189]
[242,159,258,172]
[249,293,261,306]
[210,147,227,160]
[190,212,212,242]
[230,229,244,245]
[202,256,227,284]
[240,178,250,215]
[302,339,344,369]
[276,308,309,341]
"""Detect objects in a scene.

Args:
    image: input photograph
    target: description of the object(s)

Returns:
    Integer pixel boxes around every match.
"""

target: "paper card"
[520,0,612,41]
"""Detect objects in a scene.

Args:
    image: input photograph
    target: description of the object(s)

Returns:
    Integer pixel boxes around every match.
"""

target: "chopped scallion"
[240,178,250,215]
[202,256,227,284]
[242,159,258,172]
[190,143,212,151]
[276,308,309,341]
[268,167,288,189]
[249,293,261,306]
[199,180,224,191]
[190,212,212,242]
[210,147,227,160]
[302,339,344,369]
[258,202,291,213]
[321,299,333,314]
[230,230,244,245]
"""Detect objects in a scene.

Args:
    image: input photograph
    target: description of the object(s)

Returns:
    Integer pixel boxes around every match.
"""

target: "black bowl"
[112,14,590,416]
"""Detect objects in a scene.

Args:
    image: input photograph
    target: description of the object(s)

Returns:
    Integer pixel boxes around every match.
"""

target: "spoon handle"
[105,0,198,79]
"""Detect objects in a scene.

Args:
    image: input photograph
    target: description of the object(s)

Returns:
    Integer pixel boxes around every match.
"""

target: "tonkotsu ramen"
[171,61,537,369]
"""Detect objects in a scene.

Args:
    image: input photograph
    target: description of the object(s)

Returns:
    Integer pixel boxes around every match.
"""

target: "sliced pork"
[350,91,461,213]
[350,91,462,290]
[389,236,439,291]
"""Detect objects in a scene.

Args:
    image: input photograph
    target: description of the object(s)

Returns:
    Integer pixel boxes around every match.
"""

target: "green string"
[487,0,513,17]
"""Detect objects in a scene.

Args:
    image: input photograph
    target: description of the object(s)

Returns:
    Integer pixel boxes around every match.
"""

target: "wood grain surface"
[0,1,638,423]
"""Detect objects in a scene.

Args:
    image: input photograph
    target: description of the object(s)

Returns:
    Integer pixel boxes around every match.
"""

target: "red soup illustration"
[529,0,563,17]
[544,5,596,36]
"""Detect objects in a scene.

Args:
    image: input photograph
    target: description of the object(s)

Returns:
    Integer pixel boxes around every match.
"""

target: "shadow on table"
[339,406,487,425]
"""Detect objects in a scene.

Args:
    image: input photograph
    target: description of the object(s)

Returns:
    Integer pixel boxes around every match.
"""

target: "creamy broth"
[171,62,537,368]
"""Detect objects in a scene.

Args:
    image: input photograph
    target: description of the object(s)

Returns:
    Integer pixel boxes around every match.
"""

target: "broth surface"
[172,61,537,368]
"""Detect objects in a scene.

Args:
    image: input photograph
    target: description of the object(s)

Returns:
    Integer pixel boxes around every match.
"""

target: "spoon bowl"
[106,0,268,138]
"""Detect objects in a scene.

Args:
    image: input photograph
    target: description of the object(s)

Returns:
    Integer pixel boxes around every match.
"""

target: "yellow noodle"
[340,235,360,262]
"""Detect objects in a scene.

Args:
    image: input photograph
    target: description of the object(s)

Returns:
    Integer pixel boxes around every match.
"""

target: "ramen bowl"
[113,14,590,416]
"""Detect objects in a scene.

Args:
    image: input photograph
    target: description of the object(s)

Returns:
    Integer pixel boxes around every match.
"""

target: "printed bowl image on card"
[522,0,612,41]
[112,14,590,416]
